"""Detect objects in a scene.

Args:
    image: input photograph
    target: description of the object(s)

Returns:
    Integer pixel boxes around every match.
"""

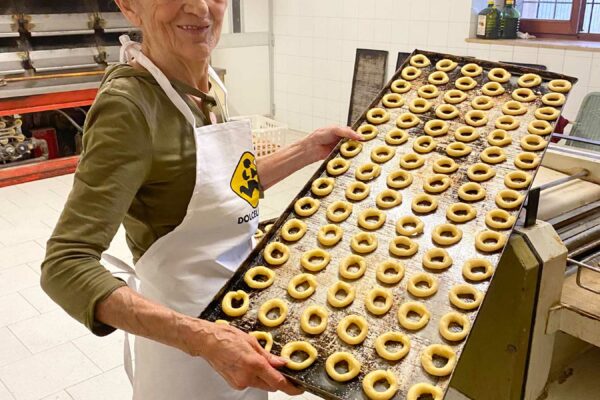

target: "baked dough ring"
[413,136,438,154]
[502,100,528,116]
[422,248,453,270]
[528,119,553,136]
[385,129,409,146]
[432,223,463,246]
[446,142,472,157]
[495,189,525,209]
[518,73,542,88]
[400,153,425,170]
[337,315,368,345]
[387,170,413,189]
[222,290,250,317]
[253,228,265,241]
[362,370,398,400]
[357,124,379,140]
[487,129,512,147]
[263,242,290,266]
[447,202,477,223]
[244,266,276,290]
[418,84,440,99]
[505,170,532,189]
[463,258,494,281]
[407,383,443,400]
[375,332,410,361]
[365,287,393,316]
[515,152,541,170]
[449,284,484,310]
[423,174,451,193]
[433,157,459,174]
[421,344,457,376]
[382,93,405,108]
[486,208,516,230]
[340,140,363,158]
[521,134,547,151]
[461,63,483,77]
[390,79,411,94]
[472,95,494,111]
[351,232,378,254]
[475,230,508,252]
[318,224,344,247]
[312,177,335,197]
[281,341,317,370]
[480,146,507,164]
[281,219,307,242]
[396,215,424,237]
[535,106,560,121]
[339,254,367,280]
[371,145,396,163]
[488,67,511,83]
[548,79,572,93]
[358,208,386,230]
[346,181,370,201]
[512,88,537,102]
[482,81,506,97]
[258,298,288,327]
[356,163,382,181]
[327,158,351,176]
[376,189,402,209]
[409,98,433,114]
[300,305,328,335]
[407,273,439,298]
[412,194,438,213]
[294,197,320,217]
[436,58,458,72]
[287,273,317,300]
[410,54,432,68]
[467,163,496,182]
[376,260,405,284]
[444,89,468,104]
[458,182,486,202]
[439,312,471,342]
[367,108,390,125]
[389,236,419,257]
[424,119,449,137]
[465,110,489,127]
[328,281,356,308]
[398,301,431,329]
[300,248,331,272]
[455,76,478,91]
[401,66,422,81]
[428,71,450,85]
[325,352,361,382]
[436,104,460,120]
[495,115,520,131]
[250,331,273,352]
[542,92,566,106]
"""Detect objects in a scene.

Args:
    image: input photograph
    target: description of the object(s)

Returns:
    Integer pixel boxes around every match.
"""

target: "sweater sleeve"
[41,88,152,336]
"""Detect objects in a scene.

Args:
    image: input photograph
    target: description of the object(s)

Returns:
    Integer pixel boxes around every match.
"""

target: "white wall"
[273,0,600,132]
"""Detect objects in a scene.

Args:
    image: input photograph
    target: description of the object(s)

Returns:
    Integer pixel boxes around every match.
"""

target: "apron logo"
[230,151,260,208]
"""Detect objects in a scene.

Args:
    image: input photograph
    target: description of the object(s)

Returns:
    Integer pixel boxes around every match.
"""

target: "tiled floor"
[0,130,599,400]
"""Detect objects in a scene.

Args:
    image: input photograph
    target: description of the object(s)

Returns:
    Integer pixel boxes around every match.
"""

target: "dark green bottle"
[501,0,521,39]
[477,0,501,39]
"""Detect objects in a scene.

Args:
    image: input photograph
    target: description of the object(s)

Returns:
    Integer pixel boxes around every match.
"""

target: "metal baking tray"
[201,49,577,399]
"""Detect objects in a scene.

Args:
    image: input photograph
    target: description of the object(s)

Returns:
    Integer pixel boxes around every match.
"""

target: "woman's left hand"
[303,125,363,163]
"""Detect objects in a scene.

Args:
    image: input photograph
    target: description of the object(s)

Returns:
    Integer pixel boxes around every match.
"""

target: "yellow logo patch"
[230,151,260,208]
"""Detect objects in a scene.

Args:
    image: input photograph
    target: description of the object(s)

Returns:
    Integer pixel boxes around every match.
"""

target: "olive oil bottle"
[477,0,501,39]
[501,0,521,39]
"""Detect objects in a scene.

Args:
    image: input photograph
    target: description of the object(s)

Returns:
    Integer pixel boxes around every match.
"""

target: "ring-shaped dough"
[424,119,449,137]
[455,76,478,91]
[515,152,541,170]
[467,163,496,182]
[461,63,483,77]
[375,332,411,361]
[339,254,367,280]
[413,136,438,154]
[446,202,477,223]
[253,228,264,241]
[410,54,431,68]
[463,258,494,281]
[281,219,308,242]
[400,153,425,170]
[371,145,396,163]
[362,370,398,400]
[351,232,378,254]
[428,71,449,85]
[504,170,532,189]
[409,98,433,114]
[222,290,250,317]
[396,216,424,238]
[327,281,356,308]
[502,100,528,116]
[433,157,459,174]
[407,383,443,400]
[423,174,451,194]
[542,92,566,107]
[327,158,351,176]
[475,230,508,252]
[439,312,471,342]
[421,344,457,376]
[480,146,507,164]
[398,301,431,329]
[358,208,386,231]
[300,248,331,272]
[346,181,370,201]
[401,66,422,81]
[458,182,486,202]
[512,88,537,102]
[422,248,453,270]
[376,189,402,209]
[436,58,458,72]
[412,194,438,213]
[385,129,409,146]
[337,315,368,345]
[408,273,439,299]
[365,287,393,316]
[518,73,542,88]
[446,142,472,157]
[376,260,405,284]
[548,79,572,93]
[258,298,288,327]
[312,177,335,197]
[244,266,276,290]
[357,124,379,140]
[495,115,520,131]
[250,331,273,352]
[325,352,361,382]
[300,305,328,335]
[263,242,290,266]
[340,140,363,158]
[418,84,440,99]
[488,67,511,83]
[287,273,318,300]
[465,110,489,127]
[318,224,344,247]
[472,95,494,111]
[390,79,411,94]
[281,341,317,370]
[449,284,484,310]
[495,189,524,209]
[432,223,463,246]
[382,93,404,108]
[528,119,553,136]
[444,89,468,104]
[436,104,460,120]
[520,134,547,152]
[356,163,382,181]
[482,81,506,97]
[487,129,512,147]
[367,108,390,125]
[387,170,413,189]
[534,106,560,121]
[294,197,320,217]
[389,236,419,257]
[486,208,516,230]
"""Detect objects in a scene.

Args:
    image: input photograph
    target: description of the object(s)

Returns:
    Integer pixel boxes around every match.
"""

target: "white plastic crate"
[231,115,287,157]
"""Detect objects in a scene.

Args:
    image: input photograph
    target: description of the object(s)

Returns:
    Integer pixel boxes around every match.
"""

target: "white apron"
[118,35,266,400]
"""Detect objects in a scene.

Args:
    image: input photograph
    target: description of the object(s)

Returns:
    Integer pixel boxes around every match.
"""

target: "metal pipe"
[0,70,105,85]
[537,170,589,191]
[54,109,83,133]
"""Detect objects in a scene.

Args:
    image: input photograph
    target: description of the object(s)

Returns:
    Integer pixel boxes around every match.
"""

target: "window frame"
[518,0,600,40]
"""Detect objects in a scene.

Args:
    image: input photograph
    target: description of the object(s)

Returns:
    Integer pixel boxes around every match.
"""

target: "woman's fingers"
[331,125,362,141]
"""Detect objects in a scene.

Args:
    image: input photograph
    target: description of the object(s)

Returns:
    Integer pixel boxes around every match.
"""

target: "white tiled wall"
[273,0,600,132]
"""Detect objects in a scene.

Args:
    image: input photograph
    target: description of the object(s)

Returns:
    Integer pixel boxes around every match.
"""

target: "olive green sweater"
[41,64,225,336]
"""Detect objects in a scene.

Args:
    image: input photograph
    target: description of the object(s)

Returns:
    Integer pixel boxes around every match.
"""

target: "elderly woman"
[40,0,359,399]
